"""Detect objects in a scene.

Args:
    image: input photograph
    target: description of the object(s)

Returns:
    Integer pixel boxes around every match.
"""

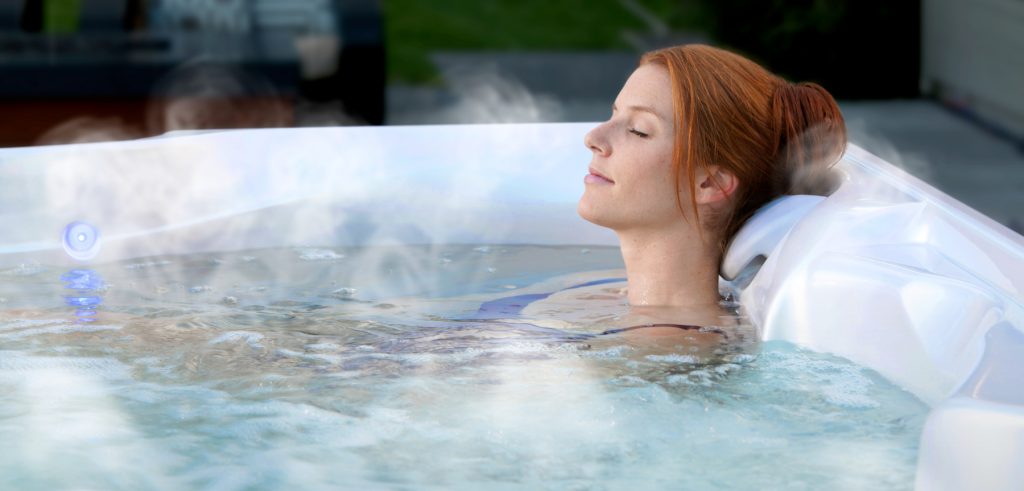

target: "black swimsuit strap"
[599,323,728,339]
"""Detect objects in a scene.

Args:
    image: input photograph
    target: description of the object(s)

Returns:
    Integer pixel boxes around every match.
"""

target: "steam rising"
[15,56,592,302]
[439,64,564,124]
[390,64,565,125]
[844,116,934,183]
[7,74,592,299]
[149,62,292,134]
[36,117,142,146]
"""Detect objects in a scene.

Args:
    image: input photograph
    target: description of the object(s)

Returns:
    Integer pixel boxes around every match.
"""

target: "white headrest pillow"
[720,194,825,281]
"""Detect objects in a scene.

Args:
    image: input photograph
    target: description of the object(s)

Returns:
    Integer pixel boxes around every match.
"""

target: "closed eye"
[628,128,649,138]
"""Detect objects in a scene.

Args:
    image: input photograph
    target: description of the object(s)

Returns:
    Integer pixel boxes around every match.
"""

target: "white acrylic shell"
[0,124,1021,489]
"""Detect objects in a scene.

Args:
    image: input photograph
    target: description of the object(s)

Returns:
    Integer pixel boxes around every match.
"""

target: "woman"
[492,45,846,355]
[578,44,847,316]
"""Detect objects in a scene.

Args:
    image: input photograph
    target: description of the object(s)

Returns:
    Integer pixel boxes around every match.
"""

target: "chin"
[577,197,597,223]
[577,196,613,228]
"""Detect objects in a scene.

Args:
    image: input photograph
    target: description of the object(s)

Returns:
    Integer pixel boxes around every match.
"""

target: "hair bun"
[637,44,847,251]
[771,81,847,196]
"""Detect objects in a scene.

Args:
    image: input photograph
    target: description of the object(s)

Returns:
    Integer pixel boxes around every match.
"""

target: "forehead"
[616,64,672,120]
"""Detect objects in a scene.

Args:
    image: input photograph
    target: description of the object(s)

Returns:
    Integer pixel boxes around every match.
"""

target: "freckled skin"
[578,65,692,231]
[577,64,733,310]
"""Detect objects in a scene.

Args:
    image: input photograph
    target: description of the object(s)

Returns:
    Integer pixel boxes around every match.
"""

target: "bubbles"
[0,245,927,490]
[62,221,101,261]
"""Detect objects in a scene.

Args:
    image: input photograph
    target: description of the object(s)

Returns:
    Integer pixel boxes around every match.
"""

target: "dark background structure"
[0,0,385,147]
[704,0,921,99]
[0,0,1021,230]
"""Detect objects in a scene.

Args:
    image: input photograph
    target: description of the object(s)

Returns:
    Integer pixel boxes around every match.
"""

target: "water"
[0,245,927,490]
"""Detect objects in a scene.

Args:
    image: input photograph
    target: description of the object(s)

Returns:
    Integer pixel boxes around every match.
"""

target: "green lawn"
[382,0,709,84]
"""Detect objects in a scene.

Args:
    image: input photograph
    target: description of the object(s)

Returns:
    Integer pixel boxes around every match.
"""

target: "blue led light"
[61,269,105,323]
[62,221,101,261]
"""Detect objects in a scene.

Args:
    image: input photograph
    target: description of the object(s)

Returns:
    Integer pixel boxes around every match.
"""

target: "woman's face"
[578,64,687,231]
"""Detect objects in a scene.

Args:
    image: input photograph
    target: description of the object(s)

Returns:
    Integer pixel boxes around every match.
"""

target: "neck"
[616,225,723,307]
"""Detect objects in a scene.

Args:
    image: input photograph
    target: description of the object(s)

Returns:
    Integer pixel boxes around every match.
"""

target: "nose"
[584,123,610,156]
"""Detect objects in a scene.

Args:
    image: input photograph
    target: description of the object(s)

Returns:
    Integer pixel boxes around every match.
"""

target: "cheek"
[578,138,682,228]
[623,146,678,203]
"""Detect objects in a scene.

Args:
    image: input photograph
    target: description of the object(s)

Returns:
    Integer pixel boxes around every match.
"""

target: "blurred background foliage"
[383,0,709,84]
[383,0,919,98]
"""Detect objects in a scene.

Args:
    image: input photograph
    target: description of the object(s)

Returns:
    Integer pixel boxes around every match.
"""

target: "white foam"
[304,342,340,351]
[0,321,122,339]
[665,374,691,385]
[208,331,265,348]
[294,248,345,261]
[0,351,131,381]
[723,353,757,364]
[0,318,68,331]
[124,260,172,270]
[759,347,881,409]
[645,353,698,364]
[581,345,630,358]
[1,262,46,276]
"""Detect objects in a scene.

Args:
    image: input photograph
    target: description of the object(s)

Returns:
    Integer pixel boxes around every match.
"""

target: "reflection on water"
[0,245,928,490]
[60,269,105,323]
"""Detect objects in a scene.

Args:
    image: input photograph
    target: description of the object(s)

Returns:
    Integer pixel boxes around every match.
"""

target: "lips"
[586,167,614,184]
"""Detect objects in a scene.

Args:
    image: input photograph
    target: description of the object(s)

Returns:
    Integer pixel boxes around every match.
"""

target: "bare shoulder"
[520,279,627,327]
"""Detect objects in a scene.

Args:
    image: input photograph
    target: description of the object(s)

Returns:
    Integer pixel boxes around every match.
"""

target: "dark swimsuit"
[474,277,728,338]
[474,277,625,319]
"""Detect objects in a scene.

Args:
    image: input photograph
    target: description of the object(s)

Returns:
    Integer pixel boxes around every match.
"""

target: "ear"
[694,165,739,205]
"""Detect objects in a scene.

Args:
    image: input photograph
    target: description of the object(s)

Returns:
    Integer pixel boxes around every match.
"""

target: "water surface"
[0,245,927,490]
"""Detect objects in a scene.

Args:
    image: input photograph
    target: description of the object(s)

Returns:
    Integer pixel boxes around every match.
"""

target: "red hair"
[640,44,847,250]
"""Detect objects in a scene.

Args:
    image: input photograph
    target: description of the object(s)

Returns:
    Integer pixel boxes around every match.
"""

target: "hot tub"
[0,124,1020,490]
